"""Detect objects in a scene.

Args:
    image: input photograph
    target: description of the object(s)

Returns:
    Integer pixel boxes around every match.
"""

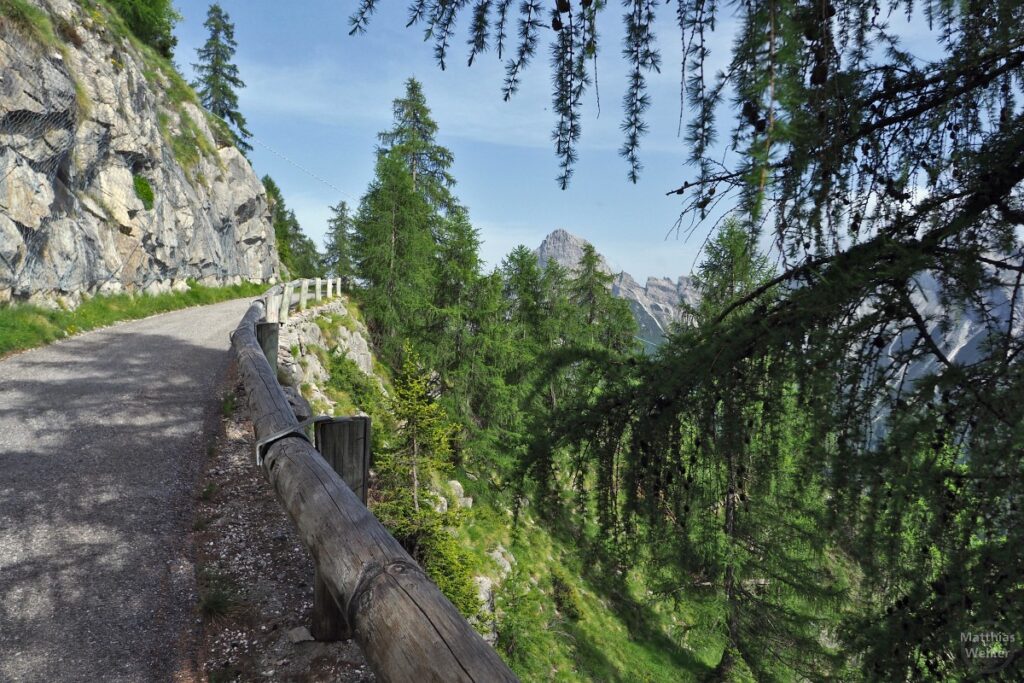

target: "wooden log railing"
[232,282,518,682]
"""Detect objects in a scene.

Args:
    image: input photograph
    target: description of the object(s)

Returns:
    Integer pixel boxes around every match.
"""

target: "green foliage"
[549,569,581,621]
[0,281,265,358]
[262,175,324,278]
[385,343,455,512]
[132,174,154,210]
[220,391,236,417]
[192,3,252,151]
[326,354,387,424]
[322,201,356,282]
[377,78,456,211]
[371,346,478,616]
[352,153,435,362]
[106,0,179,58]
[0,0,59,48]
[350,1,1024,675]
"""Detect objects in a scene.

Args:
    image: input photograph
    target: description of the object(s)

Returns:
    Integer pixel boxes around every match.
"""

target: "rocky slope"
[0,0,277,306]
[535,229,699,348]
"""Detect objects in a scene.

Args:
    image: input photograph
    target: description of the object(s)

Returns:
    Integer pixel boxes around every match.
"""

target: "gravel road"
[0,298,254,682]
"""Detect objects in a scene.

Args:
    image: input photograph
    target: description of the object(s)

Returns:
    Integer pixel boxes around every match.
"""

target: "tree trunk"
[412,436,420,512]
[716,401,742,679]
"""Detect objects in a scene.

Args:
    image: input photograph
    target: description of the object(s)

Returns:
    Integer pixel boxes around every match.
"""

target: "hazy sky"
[172,1,936,281]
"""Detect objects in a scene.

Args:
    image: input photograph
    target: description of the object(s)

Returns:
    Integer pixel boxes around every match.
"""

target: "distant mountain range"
[534,229,700,348]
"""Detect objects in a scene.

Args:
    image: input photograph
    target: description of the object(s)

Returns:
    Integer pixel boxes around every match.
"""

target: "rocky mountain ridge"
[0,0,277,306]
[535,229,699,347]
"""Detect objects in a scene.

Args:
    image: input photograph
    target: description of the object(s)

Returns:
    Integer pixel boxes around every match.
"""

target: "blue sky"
[171,1,937,281]
[171,0,731,281]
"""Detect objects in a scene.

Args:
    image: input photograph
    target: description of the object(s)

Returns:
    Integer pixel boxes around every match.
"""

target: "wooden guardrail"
[232,279,518,682]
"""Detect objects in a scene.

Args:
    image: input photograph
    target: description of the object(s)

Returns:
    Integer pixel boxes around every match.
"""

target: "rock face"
[277,297,380,412]
[535,229,699,348]
[0,0,277,305]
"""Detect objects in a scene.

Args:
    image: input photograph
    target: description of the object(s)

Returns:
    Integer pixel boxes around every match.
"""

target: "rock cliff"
[535,229,699,348]
[0,0,277,305]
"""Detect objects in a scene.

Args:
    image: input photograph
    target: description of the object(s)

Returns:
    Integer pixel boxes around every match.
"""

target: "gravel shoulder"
[193,370,372,683]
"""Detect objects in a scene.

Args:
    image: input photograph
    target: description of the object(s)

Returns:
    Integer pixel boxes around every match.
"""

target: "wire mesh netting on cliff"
[0,102,78,293]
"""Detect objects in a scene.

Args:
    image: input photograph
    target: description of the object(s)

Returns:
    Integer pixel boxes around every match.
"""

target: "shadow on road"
[0,329,234,682]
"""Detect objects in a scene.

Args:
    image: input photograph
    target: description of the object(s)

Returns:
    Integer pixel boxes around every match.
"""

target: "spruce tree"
[262,176,323,278]
[323,201,356,285]
[376,77,456,211]
[566,244,637,353]
[192,3,252,152]
[351,153,436,363]
[356,3,1024,676]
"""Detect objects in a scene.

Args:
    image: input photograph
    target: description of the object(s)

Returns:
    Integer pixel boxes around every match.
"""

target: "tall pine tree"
[323,200,356,285]
[192,3,252,152]
[262,176,323,278]
[376,78,456,211]
[352,153,435,363]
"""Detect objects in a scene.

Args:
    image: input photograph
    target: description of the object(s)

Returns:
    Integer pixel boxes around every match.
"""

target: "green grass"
[220,391,236,417]
[132,174,154,209]
[0,280,265,358]
[0,0,59,48]
[198,481,218,501]
[198,570,243,620]
[455,474,721,681]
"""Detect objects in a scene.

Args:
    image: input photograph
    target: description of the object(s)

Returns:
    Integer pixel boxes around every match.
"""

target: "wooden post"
[315,277,322,301]
[316,417,371,503]
[299,279,309,311]
[279,284,290,324]
[256,322,279,375]
[231,301,517,682]
[265,293,279,323]
[311,417,372,640]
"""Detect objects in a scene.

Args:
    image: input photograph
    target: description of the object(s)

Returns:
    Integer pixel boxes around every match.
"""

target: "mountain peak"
[534,230,699,348]
[534,229,612,274]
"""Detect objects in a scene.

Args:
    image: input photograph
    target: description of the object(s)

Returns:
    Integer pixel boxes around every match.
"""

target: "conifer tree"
[566,244,637,353]
[262,176,323,278]
[193,3,252,152]
[527,219,847,678]
[323,201,355,285]
[427,206,483,420]
[376,77,455,211]
[357,3,1024,675]
[351,153,435,362]
[386,343,455,513]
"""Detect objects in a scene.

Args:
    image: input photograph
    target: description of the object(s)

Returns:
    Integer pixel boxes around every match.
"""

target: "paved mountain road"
[0,298,254,682]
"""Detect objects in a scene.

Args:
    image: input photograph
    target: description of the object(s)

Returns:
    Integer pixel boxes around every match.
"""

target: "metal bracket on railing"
[254,415,333,467]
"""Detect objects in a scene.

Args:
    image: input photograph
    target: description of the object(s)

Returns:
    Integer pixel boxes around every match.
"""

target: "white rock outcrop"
[0,1,277,304]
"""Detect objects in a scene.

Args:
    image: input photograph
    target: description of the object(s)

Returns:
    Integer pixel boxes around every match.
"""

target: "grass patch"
[198,570,243,621]
[132,174,154,209]
[0,280,265,358]
[447,450,722,681]
[220,391,236,418]
[0,0,59,48]
[198,482,218,502]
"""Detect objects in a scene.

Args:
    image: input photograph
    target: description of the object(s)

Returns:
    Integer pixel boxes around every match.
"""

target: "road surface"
[0,298,253,682]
